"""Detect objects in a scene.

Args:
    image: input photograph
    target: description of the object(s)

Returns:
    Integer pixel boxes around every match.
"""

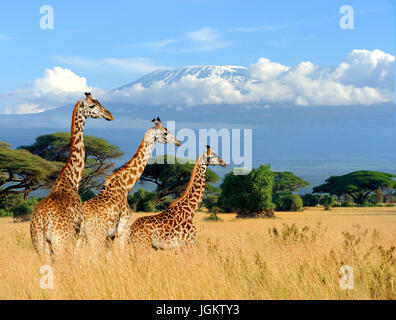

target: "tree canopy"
[0,141,63,199]
[19,132,123,192]
[273,171,310,193]
[313,171,396,204]
[138,155,220,202]
[218,165,275,217]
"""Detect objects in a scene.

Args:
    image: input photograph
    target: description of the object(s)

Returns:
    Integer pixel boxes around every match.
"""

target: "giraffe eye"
[89,105,95,109]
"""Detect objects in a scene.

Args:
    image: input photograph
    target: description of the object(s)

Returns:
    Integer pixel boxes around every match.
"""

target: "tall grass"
[0,207,394,299]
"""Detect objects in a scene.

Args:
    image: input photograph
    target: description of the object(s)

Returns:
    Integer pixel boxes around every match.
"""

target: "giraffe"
[30,92,113,259]
[81,117,181,251]
[128,145,227,250]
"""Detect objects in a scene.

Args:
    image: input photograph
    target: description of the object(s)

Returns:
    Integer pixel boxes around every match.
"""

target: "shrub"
[273,192,303,212]
[11,198,38,221]
[206,206,222,222]
[155,196,173,211]
[341,201,354,207]
[128,188,158,212]
[142,200,156,213]
[320,195,335,210]
[218,165,275,218]
[0,209,11,217]
[0,193,24,212]
[301,193,319,207]
[202,194,219,210]
[79,188,96,203]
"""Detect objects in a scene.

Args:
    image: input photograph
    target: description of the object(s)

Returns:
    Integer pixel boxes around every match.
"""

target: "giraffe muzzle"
[104,112,114,121]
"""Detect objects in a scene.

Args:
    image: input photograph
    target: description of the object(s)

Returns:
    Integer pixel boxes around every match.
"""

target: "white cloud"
[185,27,230,52]
[1,49,394,114]
[110,49,394,107]
[119,27,230,53]
[326,49,395,90]
[187,27,220,43]
[33,67,90,93]
[0,67,94,114]
[4,103,45,115]
[249,58,290,81]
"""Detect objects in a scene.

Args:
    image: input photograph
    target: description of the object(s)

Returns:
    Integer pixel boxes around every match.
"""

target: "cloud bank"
[0,49,394,114]
[0,67,93,114]
[108,49,394,107]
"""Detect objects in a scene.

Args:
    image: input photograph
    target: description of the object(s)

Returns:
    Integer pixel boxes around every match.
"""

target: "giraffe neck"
[54,101,86,190]
[170,154,207,219]
[107,130,155,193]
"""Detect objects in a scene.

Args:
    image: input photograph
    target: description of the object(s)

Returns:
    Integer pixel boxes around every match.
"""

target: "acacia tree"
[138,155,220,203]
[0,141,63,200]
[273,171,310,193]
[19,132,123,193]
[313,171,396,205]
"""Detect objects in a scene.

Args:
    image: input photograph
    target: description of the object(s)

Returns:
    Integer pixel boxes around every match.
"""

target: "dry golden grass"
[0,207,395,300]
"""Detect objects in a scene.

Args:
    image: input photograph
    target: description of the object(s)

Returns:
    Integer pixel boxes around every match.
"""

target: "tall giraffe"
[81,117,181,251]
[129,145,226,250]
[30,93,113,259]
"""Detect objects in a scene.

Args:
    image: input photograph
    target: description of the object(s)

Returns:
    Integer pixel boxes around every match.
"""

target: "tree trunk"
[23,189,30,201]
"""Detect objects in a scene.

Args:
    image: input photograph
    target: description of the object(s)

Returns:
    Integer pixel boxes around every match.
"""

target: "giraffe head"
[202,145,227,167]
[80,92,113,121]
[150,117,181,146]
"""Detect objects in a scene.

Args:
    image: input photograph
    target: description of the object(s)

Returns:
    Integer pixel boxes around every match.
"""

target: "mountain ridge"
[115,65,249,90]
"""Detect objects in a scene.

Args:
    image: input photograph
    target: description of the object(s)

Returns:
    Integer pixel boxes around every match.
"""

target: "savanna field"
[0,207,395,300]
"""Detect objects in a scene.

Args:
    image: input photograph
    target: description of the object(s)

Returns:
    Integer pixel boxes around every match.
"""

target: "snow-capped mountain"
[116,65,249,89]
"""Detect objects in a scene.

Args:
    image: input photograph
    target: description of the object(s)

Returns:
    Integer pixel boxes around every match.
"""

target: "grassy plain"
[0,207,395,299]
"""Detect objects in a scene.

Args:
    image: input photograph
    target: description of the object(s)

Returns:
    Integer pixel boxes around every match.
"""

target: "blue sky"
[0,1,395,185]
[0,0,394,92]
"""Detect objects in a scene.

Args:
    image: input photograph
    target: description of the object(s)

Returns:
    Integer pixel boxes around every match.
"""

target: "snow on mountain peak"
[116,65,249,90]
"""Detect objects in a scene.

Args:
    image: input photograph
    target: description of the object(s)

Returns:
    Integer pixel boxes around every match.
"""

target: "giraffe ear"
[156,117,164,128]
[152,118,159,128]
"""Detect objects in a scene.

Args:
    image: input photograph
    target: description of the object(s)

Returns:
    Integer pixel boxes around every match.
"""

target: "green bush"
[128,188,158,212]
[202,194,219,210]
[301,193,319,207]
[273,192,303,212]
[79,188,96,203]
[11,198,38,220]
[0,193,24,212]
[340,201,354,207]
[206,206,222,221]
[319,195,335,210]
[155,196,173,211]
[218,165,275,217]
[0,209,11,217]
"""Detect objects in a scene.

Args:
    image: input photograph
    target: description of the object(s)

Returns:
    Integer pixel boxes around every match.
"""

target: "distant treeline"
[1,133,395,219]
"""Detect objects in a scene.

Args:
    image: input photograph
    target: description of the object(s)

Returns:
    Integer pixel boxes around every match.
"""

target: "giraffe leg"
[47,221,76,261]
[181,227,197,250]
[117,211,133,249]
[84,222,108,257]
[30,213,54,262]
[30,215,44,255]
